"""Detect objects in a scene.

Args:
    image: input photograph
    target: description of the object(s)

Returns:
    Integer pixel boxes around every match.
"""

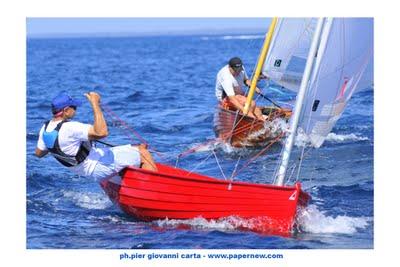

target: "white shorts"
[90,145,141,181]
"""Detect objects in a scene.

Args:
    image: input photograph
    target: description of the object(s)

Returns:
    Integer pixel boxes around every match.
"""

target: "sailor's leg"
[235,95,257,119]
[138,144,158,171]
[251,100,266,121]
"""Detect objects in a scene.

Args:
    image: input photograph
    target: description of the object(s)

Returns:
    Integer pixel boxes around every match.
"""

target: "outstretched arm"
[86,92,109,140]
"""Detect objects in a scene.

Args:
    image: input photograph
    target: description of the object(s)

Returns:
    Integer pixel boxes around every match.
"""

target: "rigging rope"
[96,30,288,177]
[284,147,312,185]
[185,152,214,177]
[230,155,242,182]
[230,132,284,180]
[176,104,288,162]
[212,150,227,180]
[102,103,167,159]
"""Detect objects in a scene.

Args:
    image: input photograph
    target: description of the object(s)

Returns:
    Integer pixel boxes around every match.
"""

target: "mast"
[274,18,325,186]
[243,17,278,115]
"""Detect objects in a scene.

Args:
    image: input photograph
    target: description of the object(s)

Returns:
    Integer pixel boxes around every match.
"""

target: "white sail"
[262,18,317,91]
[275,18,325,186]
[298,18,374,148]
[357,56,374,92]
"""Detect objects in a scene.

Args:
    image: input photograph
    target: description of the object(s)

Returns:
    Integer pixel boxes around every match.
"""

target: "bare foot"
[256,115,266,122]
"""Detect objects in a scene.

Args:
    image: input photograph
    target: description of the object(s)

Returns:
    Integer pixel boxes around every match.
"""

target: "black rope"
[256,92,282,109]
[95,139,116,147]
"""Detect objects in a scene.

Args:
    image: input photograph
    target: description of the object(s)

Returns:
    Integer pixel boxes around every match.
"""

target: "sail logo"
[336,77,353,101]
[289,191,297,201]
[274,59,282,67]
[312,100,320,112]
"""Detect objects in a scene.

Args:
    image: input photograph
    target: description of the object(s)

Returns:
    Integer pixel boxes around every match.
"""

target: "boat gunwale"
[122,163,302,192]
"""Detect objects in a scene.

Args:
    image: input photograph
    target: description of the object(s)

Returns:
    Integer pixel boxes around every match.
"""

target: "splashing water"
[296,205,370,234]
[62,191,112,210]
[295,130,369,148]
[186,139,250,155]
[325,132,369,143]
[155,217,236,232]
[154,216,292,236]
[248,118,288,140]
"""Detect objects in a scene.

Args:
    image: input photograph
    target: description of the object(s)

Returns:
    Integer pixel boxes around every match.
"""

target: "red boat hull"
[100,163,310,234]
[213,103,291,147]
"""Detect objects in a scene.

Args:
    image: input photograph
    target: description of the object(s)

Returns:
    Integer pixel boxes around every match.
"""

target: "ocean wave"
[295,131,369,147]
[221,35,264,40]
[325,132,369,142]
[141,124,184,134]
[89,214,140,225]
[154,215,297,236]
[296,204,370,234]
[126,91,143,101]
[201,35,264,41]
[184,140,254,156]
[27,132,39,140]
[155,217,237,232]
[63,191,112,210]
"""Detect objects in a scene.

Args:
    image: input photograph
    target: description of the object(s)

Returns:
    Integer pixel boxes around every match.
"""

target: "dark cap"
[228,57,243,69]
[51,91,82,113]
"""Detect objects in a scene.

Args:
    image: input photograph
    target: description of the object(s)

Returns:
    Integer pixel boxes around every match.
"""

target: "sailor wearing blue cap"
[35,91,157,180]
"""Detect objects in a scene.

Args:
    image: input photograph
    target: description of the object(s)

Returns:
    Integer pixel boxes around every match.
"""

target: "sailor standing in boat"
[35,91,157,180]
[215,57,266,121]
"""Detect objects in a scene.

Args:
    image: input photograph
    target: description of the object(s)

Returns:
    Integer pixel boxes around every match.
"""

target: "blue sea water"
[26,34,373,249]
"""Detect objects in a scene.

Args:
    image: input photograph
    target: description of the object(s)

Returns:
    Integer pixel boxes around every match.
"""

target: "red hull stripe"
[124,164,298,191]
[120,180,296,200]
[120,204,295,221]
[118,195,297,215]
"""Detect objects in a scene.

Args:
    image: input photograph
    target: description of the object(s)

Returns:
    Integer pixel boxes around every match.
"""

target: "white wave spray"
[63,191,112,210]
[201,35,264,41]
[325,132,369,142]
[295,131,369,147]
[296,204,370,234]
[155,217,237,232]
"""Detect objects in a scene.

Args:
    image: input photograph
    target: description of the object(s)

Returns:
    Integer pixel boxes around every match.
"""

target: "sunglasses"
[63,106,76,111]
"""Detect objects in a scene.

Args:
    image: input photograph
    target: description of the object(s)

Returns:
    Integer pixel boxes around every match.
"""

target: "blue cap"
[51,91,82,111]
